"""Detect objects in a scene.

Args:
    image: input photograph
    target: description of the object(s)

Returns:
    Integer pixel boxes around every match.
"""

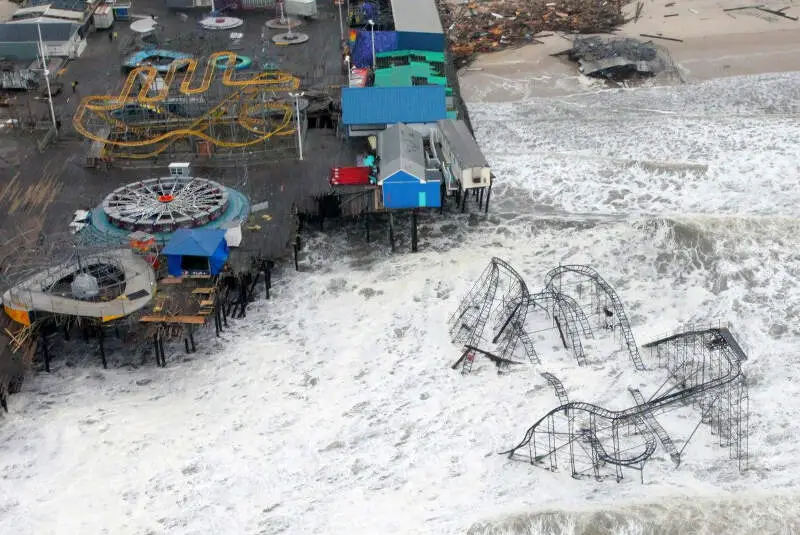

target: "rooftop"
[390,0,443,34]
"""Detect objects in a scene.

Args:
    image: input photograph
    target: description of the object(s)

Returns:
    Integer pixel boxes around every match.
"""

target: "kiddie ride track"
[448,258,750,482]
[73,52,300,159]
[2,248,156,326]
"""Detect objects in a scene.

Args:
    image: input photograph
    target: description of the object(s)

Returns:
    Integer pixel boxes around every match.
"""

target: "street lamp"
[286,10,295,39]
[277,0,286,24]
[36,23,57,131]
[289,91,305,161]
[336,0,344,40]
[367,19,376,69]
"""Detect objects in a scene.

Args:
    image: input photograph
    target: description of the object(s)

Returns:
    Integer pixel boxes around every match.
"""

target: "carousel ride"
[73,51,301,160]
[88,165,250,240]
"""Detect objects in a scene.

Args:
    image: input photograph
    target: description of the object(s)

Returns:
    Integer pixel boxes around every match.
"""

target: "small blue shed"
[162,229,229,277]
[378,123,441,209]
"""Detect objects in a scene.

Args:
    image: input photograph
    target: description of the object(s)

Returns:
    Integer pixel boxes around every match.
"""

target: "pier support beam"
[153,333,159,366]
[485,183,492,214]
[411,210,418,253]
[264,261,272,300]
[40,332,50,373]
[293,236,301,271]
[189,325,196,353]
[98,326,107,369]
[158,334,166,367]
[389,212,396,252]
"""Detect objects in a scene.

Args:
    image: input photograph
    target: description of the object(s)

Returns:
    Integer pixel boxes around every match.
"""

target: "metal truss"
[544,265,645,370]
[448,258,538,374]
[502,326,749,482]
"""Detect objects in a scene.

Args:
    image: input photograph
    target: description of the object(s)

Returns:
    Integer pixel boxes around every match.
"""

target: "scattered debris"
[755,5,798,20]
[634,1,644,22]
[439,0,629,67]
[640,32,684,42]
[723,4,798,19]
[566,36,677,80]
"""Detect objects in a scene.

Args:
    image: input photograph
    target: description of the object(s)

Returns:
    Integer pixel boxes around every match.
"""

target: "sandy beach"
[458,0,800,101]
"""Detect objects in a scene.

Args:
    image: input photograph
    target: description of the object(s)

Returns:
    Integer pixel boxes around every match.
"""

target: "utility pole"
[36,23,57,131]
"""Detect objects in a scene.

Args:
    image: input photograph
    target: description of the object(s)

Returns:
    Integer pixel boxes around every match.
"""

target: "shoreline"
[456,1,800,102]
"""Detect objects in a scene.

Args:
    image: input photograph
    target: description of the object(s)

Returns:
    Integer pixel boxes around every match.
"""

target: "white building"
[0,18,86,60]
[436,119,491,190]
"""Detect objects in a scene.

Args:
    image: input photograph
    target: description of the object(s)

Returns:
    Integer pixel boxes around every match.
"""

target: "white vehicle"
[94,4,114,29]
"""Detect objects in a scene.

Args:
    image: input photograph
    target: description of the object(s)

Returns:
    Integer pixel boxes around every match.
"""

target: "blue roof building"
[378,123,441,209]
[341,86,447,137]
[162,229,229,277]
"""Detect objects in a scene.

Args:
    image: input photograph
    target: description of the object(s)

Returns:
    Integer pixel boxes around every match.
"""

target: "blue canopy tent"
[162,229,229,277]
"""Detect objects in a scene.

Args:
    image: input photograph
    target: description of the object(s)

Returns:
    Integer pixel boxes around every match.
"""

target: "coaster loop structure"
[73,52,301,159]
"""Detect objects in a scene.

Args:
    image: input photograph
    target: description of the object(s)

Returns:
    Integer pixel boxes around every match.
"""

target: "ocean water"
[0,72,799,534]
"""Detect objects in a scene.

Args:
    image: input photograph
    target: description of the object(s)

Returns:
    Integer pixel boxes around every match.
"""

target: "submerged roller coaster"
[502,326,749,481]
[448,258,750,481]
[448,258,538,374]
[73,52,300,159]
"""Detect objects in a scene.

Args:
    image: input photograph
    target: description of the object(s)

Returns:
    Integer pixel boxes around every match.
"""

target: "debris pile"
[439,0,629,66]
[564,36,675,80]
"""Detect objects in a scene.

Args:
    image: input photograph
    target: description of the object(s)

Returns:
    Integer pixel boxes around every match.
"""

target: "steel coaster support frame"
[449,257,538,367]
[505,327,750,481]
[552,292,587,366]
[629,387,681,466]
[642,326,749,472]
[544,265,645,370]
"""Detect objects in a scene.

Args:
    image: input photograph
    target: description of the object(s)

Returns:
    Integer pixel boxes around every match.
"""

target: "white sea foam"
[1,73,800,534]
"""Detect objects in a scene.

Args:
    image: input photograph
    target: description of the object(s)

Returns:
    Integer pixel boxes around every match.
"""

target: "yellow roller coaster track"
[73,52,302,159]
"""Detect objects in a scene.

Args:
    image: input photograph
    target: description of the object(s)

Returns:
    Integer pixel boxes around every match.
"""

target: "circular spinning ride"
[102,177,229,233]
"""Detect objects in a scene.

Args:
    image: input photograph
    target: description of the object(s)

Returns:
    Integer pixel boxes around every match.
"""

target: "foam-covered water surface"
[0,73,799,534]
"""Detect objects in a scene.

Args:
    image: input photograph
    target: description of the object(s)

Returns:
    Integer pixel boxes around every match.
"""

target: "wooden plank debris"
[140,315,207,325]
[640,33,684,42]
[755,6,798,20]
[723,5,763,11]
[722,5,797,19]
[192,287,216,294]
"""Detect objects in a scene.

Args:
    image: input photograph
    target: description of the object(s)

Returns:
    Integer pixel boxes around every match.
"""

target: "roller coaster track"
[449,257,529,347]
[502,328,745,471]
[629,387,681,466]
[552,292,587,366]
[541,372,569,406]
[545,265,645,371]
[72,52,300,159]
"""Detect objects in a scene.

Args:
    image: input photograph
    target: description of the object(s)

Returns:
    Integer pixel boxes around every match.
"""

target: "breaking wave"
[467,493,800,535]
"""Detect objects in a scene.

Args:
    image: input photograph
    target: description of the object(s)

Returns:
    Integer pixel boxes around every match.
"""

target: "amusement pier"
[0,0,493,405]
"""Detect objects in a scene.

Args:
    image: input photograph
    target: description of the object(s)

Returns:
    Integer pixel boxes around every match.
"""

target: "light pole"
[289,91,305,160]
[286,10,294,38]
[277,0,286,24]
[368,19,376,69]
[337,0,344,40]
[36,23,57,131]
